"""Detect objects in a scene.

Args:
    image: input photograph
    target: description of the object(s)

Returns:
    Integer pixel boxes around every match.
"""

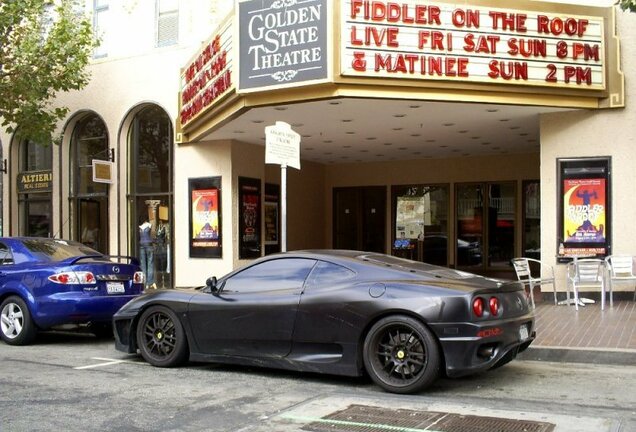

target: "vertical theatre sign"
[179,19,233,127]
[238,0,329,91]
[341,0,605,90]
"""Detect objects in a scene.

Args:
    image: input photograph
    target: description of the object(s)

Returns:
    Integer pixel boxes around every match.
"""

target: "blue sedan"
[0,237,144,345]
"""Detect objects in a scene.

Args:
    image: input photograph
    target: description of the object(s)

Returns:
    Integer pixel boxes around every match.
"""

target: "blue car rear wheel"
[136,306,189,367]
[0,296,37,346]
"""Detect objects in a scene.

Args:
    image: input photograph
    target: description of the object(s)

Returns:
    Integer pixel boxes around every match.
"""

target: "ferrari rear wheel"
[136,306,188,367]
[0,296,37,345]
[363,315,440,394]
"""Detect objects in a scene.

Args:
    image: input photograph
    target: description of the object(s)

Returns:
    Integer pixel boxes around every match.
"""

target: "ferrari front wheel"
[0,296,37,345]
[136,306,188,367]
[363,315,440,394]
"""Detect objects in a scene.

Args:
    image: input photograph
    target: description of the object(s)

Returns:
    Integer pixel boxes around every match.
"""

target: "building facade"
[0,0,634,297]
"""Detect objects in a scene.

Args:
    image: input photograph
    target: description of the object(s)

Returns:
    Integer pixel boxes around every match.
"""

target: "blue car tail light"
[48,271,97,284]
[133,271,145,285]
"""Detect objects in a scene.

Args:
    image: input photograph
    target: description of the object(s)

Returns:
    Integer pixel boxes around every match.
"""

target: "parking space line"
[74,357,150,370]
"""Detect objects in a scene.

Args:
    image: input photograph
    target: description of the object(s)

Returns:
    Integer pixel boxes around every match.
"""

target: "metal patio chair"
[605,255,636,306]
[566,258,606,311]
[511,257,557,309]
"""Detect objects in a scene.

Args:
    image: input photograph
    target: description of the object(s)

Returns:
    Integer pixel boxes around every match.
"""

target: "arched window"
[70,114,109,253]
[129,105,173,289]
[18,138,53,237]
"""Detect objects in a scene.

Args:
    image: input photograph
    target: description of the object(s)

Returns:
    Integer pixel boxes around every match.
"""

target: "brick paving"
[533,300,636,351]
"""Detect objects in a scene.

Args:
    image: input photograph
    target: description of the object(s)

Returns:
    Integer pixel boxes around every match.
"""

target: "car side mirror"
[205,276,219,293]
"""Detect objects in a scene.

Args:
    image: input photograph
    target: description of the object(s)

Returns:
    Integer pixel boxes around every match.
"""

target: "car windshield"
[21,239,101,262]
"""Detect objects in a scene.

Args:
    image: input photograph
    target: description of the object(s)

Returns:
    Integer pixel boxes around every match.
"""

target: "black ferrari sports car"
[113,250,535,394]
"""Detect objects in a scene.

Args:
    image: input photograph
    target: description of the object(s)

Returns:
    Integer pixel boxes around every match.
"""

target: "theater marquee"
[341,0,605,90]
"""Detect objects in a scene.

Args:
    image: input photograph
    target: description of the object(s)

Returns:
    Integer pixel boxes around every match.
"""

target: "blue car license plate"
[106,282,125,294]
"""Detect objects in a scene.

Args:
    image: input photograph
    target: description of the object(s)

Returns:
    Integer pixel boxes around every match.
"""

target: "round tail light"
[489,297,499,316]
[473,297,484,317]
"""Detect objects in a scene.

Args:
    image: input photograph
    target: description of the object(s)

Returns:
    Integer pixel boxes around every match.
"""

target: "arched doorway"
[69,113,109,253]
[128,105,174,289]
[17,138,53,237]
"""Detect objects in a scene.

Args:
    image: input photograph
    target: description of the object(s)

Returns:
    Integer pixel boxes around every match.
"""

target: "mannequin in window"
[82,221,99,251]
[139,219,156,289]
[155,218,170,288]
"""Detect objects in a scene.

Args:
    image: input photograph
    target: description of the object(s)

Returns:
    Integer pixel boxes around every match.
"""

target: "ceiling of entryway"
[202,98,570,164]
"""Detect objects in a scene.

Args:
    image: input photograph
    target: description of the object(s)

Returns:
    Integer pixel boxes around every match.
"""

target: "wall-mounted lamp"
[1,159,7,174]
[108,148,115,163]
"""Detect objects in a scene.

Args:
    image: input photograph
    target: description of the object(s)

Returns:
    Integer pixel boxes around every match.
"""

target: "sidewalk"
[519,300,636,366]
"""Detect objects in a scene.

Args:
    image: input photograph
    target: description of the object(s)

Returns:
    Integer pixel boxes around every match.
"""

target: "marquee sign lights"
[341,0,605,90]
[180,20,234,127]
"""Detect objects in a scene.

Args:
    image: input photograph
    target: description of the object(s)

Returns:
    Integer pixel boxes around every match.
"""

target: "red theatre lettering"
[489,11,527,32]
[375,53,469,77]
[350,25,399,47]
[488,60,528,81]
[537,15,589,37]
[350,0,441,25]
[180,70,232,125]
[507,38,547,58]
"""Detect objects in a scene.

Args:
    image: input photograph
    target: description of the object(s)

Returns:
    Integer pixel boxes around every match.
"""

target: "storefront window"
[392,185,449,266]
[18,138,52,237]
[70,114,109,253]
[456,182,516,269]
[523,181,541,260]
[129,105,173,289]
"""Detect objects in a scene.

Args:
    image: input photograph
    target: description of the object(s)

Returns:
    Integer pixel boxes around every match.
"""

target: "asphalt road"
[1,332,634,432]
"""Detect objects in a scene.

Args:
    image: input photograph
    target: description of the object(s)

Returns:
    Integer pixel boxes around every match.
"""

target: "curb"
[519,346,636,367]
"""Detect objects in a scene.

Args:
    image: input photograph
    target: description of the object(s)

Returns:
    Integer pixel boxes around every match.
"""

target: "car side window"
[305,261,356,289]
[0,243,14,265]
[221,258,316,294]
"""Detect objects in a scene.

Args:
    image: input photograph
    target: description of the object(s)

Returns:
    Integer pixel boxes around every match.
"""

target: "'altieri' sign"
[180,19,233,127]
[238,0,329,91]
[341,0,605,90]
[17,170,52,194]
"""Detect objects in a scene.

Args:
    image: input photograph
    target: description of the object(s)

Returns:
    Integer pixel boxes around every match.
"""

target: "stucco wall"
[540,8,636,293]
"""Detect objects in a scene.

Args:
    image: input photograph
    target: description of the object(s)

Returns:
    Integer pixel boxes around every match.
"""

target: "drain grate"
[301,404,555,432]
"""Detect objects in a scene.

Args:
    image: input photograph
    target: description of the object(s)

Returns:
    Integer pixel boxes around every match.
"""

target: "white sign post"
[265,121,301,252]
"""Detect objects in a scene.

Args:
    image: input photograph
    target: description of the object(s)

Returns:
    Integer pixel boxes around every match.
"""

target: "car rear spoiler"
[65,255,141,266]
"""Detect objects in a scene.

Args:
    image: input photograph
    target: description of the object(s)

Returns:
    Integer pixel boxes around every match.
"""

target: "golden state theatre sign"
[341,0,605,90]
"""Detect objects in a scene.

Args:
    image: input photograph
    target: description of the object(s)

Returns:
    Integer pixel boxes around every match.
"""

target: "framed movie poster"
[189,177,222,258]
[264,183,280,255]
[239,177,261,259]
[557,157,611,261]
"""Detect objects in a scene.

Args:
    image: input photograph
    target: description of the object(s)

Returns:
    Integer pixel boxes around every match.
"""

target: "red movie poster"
[563,178,605,244]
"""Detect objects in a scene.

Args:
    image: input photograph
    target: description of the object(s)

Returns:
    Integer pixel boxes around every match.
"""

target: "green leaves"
[619,0,636,13]
[0,0,98,144]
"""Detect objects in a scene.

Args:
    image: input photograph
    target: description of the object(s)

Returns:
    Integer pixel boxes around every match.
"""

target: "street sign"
[265,121,301,170]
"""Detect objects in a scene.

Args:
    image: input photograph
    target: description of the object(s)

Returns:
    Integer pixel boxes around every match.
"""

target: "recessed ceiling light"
[302,134,311,138]
[439,144,448,148]
[509,126,520,130]
[481,142,491,145]
[341,119,353,123]
[376,154,384,157]
[411,134,421,137]
[426,139,436,143]
[346,131,355,134]
[393,114,406,118]
[233,130,244,134]
[384,142,393,146]
[398,147,407,150]
[251,120,264,124]
[499,118,510,122]
[443,123,455,127]
[486,109,499,113]
[520,133,529,136]
[329,101,341,105]
[274,106,288,111]
[458,130,468,133]
[492,146,501,150]
[342,145,351,148]
[323,140,333,143]
[409,105,421,109]
[366,137,377,140]
[412,151,422,155]
[292,123,304,127]
[360,149,369,153]
[392,127,403,131]
[472,136,480,140]
[451,149,460,152]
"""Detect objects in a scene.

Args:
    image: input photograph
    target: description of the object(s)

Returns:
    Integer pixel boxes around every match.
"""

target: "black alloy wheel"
[363,315,440,394]
[136,306,188,367]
